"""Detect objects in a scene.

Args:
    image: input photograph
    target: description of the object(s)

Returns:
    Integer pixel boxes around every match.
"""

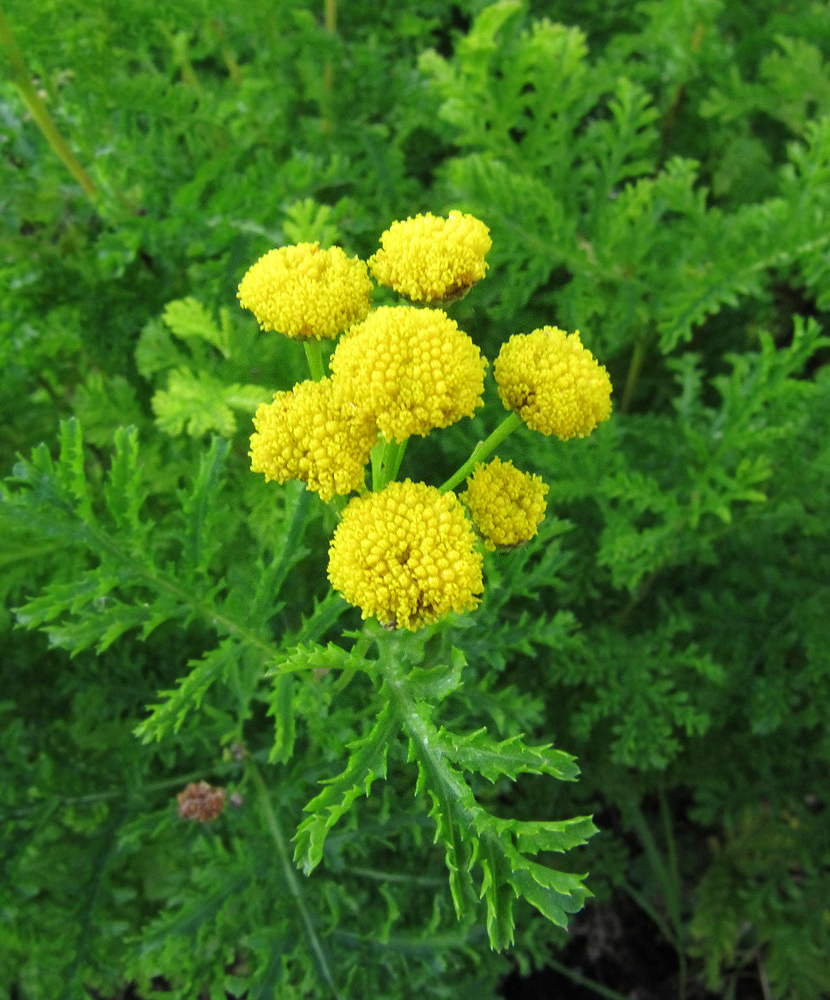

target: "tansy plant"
[234,211,612,944]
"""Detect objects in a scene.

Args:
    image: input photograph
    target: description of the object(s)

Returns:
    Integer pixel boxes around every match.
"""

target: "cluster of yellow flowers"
[238,212,612,631]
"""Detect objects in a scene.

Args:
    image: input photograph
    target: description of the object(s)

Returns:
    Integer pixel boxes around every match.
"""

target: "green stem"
[619,878,678,951]
[331,631,374,693]
[0,7,97,202]
[370,435,408,491]
[542,955,633,1000]
[621,338,647,414]
[304,340,326,381]
[660,788,688,1000]
[622,790,687,1000]
[439,411,523,493]
[247,757,343,999]
[321,0,337,132]
[339,865,444,887]
[387,437,408,482]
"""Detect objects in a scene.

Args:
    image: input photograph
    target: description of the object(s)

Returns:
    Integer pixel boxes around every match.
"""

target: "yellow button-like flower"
[329,305,487,442]
[460,458,548,551]
[494,327,612,439]
[250,378,377,501]
[369,211,491,303]
[237,243,372,340]
[327,480,483,630]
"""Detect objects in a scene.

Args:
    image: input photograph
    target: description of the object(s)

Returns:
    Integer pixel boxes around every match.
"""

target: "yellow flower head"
[494,326,612,439]
[460,458,549,551]
[369,211,491,303]
[329,305,487,442]
[250,378,377,501]
[237,242,372,340]
[327,480,483,630]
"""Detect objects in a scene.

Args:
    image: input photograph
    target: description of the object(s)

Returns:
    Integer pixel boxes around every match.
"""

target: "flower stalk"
[440,411,523,493]
[304,339,326,381]
[0,7,97,202]
[370,435,408,492]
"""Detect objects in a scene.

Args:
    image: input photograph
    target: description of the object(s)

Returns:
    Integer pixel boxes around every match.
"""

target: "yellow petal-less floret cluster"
[237,243,372,340]
[494,327,612,440]
[250,378,377,501]
[329,305,488,442]
[237,216,615,634]
[327,480,483,630]
[369,211,492,303]
[460,458,549,551]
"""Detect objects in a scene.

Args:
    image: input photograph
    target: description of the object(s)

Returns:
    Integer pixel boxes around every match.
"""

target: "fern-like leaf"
[162,296,231,358]
[294,702,398,875]
[383,650,595,949]
[135,638,242,742]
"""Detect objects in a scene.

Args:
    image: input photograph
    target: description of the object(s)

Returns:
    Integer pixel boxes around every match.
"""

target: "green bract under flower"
[329,305,488,442]
[369,211,491,303]
[237,242,372,340]
[461,457,548,551]
[249,378,377,501]
[494,326,612,440]
[327,480,483,630]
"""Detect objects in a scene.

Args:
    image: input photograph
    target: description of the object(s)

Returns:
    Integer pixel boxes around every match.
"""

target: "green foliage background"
[2,1,830,998]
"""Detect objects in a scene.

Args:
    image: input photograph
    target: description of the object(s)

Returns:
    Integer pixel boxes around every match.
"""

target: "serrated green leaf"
[478,837,517,950]
[135,638,241,743]
[405,646,466,701]
[152,368,238,438]
[135,317,189,379]
[178,436,229,579]
[512,815,599,856]
[439,728,580,784]
[15,575,120,632]
[224,383,272,413]
[419,777,478,922]
[162,297,231,358]
[384,652,593,948]
[55,419,94,522]
[103,426,146,538]
[267,641,367,677]
[45,600,165,656]
[152,371,270,439]
[294,702,397,874]
[267,674,295,764]
[282,197,339,246]
[507,860,590,928]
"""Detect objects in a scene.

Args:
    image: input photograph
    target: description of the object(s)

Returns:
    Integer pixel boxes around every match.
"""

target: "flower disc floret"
[494,327,612,439]
[237,243,372,340]
[329,305,487,441]
[369,211,491,303]
[461,458,548,551]
[327,480,483,630]
[250,378,377,501]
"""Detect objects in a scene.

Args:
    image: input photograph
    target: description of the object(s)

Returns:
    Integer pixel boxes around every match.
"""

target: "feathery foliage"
[3,1,830,998]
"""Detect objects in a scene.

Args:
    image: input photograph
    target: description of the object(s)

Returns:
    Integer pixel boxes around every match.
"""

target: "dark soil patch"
[500,892,766,1000]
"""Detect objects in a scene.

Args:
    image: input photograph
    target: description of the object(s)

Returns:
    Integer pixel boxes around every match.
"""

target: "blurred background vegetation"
[2,1,830,998]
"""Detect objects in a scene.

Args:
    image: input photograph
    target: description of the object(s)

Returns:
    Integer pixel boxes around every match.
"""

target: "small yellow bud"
[461,458,548,551]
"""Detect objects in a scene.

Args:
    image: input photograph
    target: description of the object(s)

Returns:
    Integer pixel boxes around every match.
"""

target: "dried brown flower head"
[176,781,226,823]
